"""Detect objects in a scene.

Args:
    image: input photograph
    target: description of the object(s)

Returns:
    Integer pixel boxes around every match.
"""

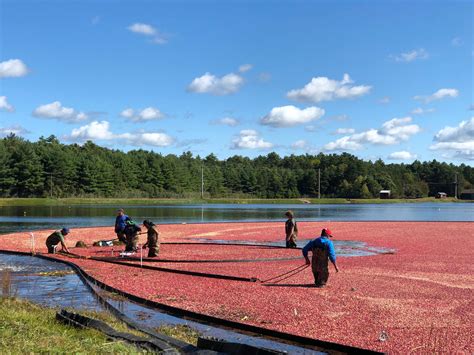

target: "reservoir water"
[0,202,472,234]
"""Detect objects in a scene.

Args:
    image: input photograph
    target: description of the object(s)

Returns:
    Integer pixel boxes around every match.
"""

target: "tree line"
[0,134,472,199]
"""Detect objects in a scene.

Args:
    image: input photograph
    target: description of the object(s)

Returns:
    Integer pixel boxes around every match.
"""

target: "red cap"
[322,228,333,237]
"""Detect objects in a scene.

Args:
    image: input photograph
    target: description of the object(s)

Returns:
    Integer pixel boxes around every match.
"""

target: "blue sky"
[1,0,472,163]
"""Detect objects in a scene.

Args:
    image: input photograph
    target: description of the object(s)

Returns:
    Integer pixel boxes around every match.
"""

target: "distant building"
[460,189,474,200]
[436,192,447,199]
[379,190,391,199]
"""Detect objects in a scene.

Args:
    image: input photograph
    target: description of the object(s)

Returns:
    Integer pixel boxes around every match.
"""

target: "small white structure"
[379,190,391,199]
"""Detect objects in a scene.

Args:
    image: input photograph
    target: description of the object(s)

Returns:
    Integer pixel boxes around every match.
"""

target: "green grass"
[0,297,147,354]
[155,324,200,346]
[0,196,469,207]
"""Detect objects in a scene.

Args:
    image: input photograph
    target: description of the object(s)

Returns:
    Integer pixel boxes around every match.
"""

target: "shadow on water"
[0,253,324,354]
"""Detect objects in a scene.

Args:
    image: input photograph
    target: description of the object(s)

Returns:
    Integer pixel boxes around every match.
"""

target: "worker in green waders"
[123,220,141,252]
[302,228,339,287]
[284,210,298,248]
[45,228,71,254]
[142,220,160,257]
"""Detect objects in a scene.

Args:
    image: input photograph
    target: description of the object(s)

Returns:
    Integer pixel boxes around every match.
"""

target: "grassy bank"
[0,196,468,207]
[0,297,146,353]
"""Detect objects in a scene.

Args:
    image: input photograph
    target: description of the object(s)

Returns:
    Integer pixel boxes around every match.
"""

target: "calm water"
[0,202,472,234]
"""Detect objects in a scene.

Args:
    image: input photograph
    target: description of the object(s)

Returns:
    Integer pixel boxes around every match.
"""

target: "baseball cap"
[322,228,333,237]
[61,227,70,234]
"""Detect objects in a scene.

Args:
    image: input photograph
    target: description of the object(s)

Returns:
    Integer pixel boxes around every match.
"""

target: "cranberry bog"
[1,221,472,353]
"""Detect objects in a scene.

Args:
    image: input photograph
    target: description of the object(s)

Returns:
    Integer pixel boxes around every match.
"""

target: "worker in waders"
[285,210,298,248]
[302,228,339,287]
[115,208,130,243]
[142,219,160,257]
[123,220,141,252]
[45,228,70,254]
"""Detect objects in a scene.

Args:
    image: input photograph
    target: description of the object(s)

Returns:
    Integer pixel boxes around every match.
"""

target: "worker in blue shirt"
[114,208,130,243]
[302,228,339,287]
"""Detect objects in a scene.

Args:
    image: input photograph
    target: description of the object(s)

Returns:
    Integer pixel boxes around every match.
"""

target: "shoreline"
[0,196,470,207]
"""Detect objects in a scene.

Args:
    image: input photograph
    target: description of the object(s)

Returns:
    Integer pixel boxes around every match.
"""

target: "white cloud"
[411,107,435,115]
[334,128,355,135]
[433,117,473,143]
[33,101,88,123]
[291,140,308,150]
[379,96,391,104]
[238,64,253,73]
[387,151,417,160]
[414,88,459,103]
[70,120,114,140]
[0,96,14,112]
[324,116,420,151]
[430,118,474,160]
[128,23,156,35]
[187,72,244,95]
[391,48,429,62]
[214,117,239,126]
[67,120,174,147]
[121,132,174,147]
[231,130,273,150]
[127,23,168,44]
[0,59,29,78]
[451,37,463,47]
[0,125,28,136]
[287,73,371,103]
[120,107,165,122]
[260,105,325,127]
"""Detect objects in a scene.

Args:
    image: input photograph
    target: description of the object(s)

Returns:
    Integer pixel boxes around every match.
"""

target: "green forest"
[0,134,473,199]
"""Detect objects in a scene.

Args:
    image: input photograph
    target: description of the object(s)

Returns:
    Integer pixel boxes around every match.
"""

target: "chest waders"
[311,246,329,286]
[147,227,160,257]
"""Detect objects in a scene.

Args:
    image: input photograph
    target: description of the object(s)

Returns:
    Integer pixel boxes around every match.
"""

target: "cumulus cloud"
[120,107,165,122]
[324,117,420,151]
[0,59,29,78]
[411,107,435,115]
[127,23,168,44]
[430,118,474,160]
[387,151,417,160]
[0,96,14,112]
[0,125,29,137]
[238,64,253,73]
[334,128,355,135]
[287,74,371,103]
[67,120,174,147]
[213,117,240,126]
[187,72,244,95]
[391,48,429,62]
[414,88,459,103]
[231,130,273,150]
[33,101,88,123]
[260,105,325,128]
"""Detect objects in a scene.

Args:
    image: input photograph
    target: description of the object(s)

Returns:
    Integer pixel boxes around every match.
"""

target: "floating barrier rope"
[0,249,381,354]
